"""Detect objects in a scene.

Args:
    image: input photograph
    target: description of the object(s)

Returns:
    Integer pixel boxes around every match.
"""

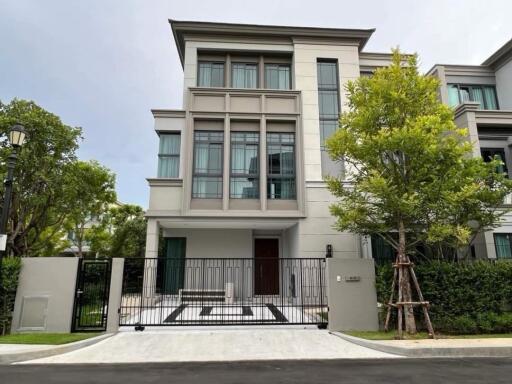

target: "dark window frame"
[192,131,224,199]
[229,132,260,199]
[266,132,296,200]
[317,60,341,148]
[231,62,258,89]
[447,83,499,110]
[480,147,509,176]
[197,61,225,87]
[493,233,512,259]
[264,63,292,90]
[157,132,181,178]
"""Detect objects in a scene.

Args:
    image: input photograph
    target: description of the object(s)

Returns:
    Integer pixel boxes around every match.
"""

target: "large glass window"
[481,148,508,175]
[494,233,512,259]
[267,133,295,199]
[192,131,224,198]
[265,64,291,90]
[230,132,259,199]
[447,84,498,110]
[317,61,340,146]
[232,63,257,88]
[157,133,180,178]
[198,62,224,87]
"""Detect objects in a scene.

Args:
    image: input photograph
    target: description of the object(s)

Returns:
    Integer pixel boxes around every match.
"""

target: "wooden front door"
[254,238,279,295]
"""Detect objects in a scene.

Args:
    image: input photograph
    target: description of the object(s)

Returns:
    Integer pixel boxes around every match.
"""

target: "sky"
[1,0,511,208]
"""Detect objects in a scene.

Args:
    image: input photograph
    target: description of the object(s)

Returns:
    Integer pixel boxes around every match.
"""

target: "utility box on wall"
[11,257,79,333]
[326,258,379,331]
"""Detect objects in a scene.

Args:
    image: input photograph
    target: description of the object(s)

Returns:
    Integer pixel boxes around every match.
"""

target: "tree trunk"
[398,219,417,334]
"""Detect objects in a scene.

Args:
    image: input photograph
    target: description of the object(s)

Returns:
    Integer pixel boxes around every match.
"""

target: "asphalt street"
[1,358,511,383]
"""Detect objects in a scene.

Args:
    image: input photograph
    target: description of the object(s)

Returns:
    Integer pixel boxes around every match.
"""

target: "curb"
[0,333,113,364]
[330,331,512,358]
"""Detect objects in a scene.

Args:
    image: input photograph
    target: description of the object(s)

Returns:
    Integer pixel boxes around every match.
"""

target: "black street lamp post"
[0,124,27,291]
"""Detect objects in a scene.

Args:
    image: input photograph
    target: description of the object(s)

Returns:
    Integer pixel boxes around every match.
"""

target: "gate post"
[326,258,379,331]
[106,258,124,333]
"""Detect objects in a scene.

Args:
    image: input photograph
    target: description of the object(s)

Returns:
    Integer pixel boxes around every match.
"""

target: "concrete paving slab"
[21,328,400,364]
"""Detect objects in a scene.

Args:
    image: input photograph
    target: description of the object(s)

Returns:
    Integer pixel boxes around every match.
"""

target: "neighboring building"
[144,20,403,298]
[429,39,512,260]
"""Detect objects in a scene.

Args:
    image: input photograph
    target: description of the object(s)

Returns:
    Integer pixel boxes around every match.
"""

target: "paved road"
[3,358,512,383]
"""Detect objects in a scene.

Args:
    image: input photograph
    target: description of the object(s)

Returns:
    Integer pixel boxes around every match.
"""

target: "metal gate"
[119,258,327,328]
[72,259,112,332]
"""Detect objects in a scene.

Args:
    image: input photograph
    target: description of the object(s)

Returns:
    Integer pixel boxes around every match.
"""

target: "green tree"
[63,160,117,257]
[0,99,82,256]
[326,51,512,334]
[107,204,146,258]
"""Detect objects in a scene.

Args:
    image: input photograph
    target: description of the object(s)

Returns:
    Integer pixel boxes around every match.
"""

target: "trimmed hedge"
[0,257,22,335]
[376,261,512,334]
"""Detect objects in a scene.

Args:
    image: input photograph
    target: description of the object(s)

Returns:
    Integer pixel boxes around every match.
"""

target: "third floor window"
[447,84,498,110]
[317,61,340,146]
[198,62,225,87]
[232,63,258,88]
[265,64,291,90]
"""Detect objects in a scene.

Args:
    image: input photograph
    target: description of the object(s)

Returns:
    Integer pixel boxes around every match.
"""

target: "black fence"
[72,259,111,332]
[119,257,327,327]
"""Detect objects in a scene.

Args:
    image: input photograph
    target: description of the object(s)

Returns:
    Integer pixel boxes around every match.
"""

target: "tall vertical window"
[198,62,224,87]
[265,64,291,90]
[267,133,295,199]
[232,63,258,88]
[192,131,224,198]
[317,61,340,145]
[494,233,512,259]
[447,84,498,110]
[230,132,259,199]
[157,133,180,178]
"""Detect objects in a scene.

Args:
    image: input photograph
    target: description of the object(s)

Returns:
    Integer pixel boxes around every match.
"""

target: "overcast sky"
[1,0,511,207]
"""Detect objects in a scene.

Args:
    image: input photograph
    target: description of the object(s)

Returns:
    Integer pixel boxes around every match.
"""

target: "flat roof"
[170,19,375,66]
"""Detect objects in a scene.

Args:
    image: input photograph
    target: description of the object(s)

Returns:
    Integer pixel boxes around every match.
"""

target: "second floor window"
[317,61,340,146]
[192,131,224,198]
[232,63,257,88]
[157,133,181,178]
[198,62,225,87]
[267,133,296,199]
[447,84,498,110]
[265,64,291,90]
[494,233,512,259]
[230,132,259,199]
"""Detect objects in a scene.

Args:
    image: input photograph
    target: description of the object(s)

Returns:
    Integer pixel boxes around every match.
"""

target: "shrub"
[376,260,512,334]
[0,257,22,335]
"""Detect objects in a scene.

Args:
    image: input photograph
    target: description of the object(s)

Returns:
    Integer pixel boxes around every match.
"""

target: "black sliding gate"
[72,259,112,332]
[119,258,327,327]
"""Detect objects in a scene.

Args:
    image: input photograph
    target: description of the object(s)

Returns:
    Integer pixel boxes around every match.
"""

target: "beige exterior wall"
[12,258,79,333]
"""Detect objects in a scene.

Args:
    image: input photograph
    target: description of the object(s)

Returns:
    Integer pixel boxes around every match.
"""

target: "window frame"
[480,147,509,176]
[493,233,512,259]
[231,62,258,89]
[266,132,296,200]
[192,131,224,199]
[197,61,225,87]
[317,60,341,147]
[264,63,292,90]
[447,83,499,110]
[229,132,260,199]
[157,132,181,178]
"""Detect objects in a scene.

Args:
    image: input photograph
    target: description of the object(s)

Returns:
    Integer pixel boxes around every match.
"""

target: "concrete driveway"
[21,327,399,364]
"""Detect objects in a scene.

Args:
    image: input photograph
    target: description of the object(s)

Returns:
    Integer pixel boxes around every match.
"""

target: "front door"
[254,238,279,295]
[163,237,186,294]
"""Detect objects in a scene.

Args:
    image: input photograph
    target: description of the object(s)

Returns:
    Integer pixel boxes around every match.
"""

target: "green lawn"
[345,330,512,340]
[0,333,101,345]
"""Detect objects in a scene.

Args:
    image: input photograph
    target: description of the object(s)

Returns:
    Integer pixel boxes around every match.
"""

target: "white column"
[143,219,159,302]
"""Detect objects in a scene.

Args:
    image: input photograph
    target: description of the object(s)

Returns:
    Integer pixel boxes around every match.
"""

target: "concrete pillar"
[143,219,160,302]
[106,258,124,333]
[326,258,379,331]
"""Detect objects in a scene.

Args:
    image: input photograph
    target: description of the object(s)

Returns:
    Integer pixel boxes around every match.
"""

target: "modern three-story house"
[140,20,402,324]
[429,39,512,261]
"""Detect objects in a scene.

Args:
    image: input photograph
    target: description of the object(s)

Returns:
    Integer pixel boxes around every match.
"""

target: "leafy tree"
[326,51,512,334]
[107,205,146,258]
[0,99,82,256]
[63,160,116,257]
